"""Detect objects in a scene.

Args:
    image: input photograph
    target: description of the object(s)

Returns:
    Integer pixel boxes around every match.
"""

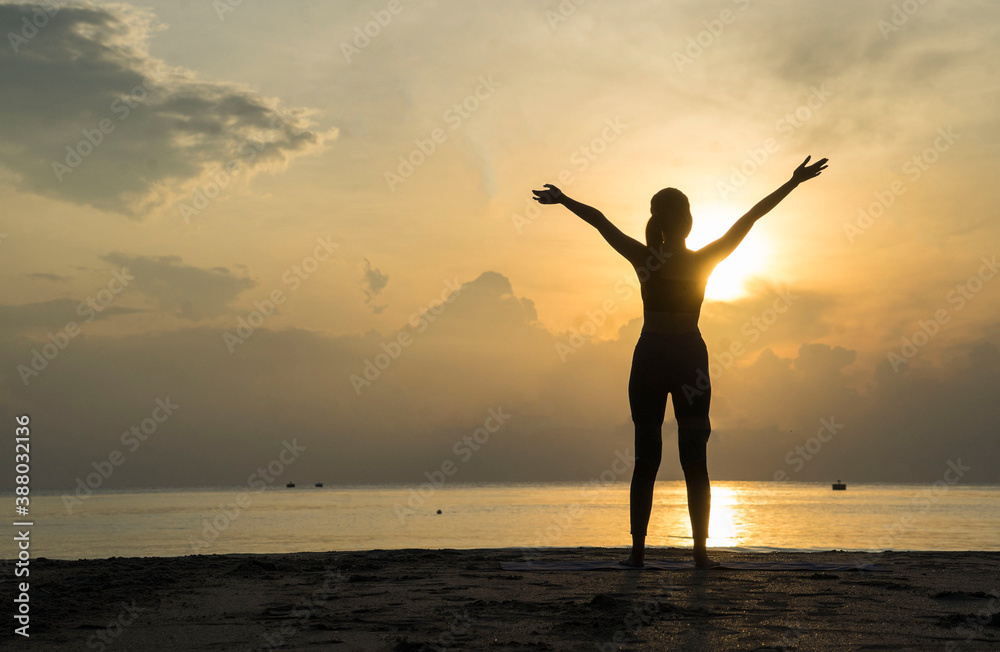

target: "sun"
[687,203,769,301]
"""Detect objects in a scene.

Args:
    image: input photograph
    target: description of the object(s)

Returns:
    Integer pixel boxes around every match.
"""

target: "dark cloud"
[700,281,839,356]
[794,342,857,377]
[0,2,335,218]
[100,253,255,321]
[23,272,69,282]
[361,258,389,312]
[0,298,143,336]
[1,270,997,489]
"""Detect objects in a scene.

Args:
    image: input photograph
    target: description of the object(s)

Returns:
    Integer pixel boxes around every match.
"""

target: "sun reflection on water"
[645,483,751,548]
[706,485,746,547]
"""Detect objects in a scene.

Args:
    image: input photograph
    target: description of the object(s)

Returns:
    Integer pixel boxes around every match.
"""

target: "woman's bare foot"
[620,551,644,568]
[693,549,720,568]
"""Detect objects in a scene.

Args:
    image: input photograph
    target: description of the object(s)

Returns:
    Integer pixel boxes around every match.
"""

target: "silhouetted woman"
[532,156,828,567]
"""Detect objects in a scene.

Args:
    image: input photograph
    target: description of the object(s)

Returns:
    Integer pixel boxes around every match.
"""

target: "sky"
[1,0,999,490]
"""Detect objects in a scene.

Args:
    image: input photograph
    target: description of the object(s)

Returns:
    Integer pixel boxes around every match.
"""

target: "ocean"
[12,481,1000,560]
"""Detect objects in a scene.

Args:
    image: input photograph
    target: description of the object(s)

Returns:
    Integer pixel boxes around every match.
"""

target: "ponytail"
[645,215,665,248]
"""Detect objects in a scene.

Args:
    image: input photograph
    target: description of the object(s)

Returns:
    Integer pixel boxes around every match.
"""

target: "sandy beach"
[6,548,1000,650]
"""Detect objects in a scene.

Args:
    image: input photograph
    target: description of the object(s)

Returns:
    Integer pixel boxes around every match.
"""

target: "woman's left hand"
[791,156,829,184]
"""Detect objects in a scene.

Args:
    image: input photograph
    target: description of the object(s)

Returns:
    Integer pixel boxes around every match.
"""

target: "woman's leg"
[623,336,669,567]
[677,420,716,568]
[674,334,719,568]
[625,426,661,566]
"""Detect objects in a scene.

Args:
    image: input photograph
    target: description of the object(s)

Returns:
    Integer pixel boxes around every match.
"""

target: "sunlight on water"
[14,481,1000,559]
[707,485,744,547]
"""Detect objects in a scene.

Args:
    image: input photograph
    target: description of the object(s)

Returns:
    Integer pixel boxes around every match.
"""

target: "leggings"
[628,330,712,536]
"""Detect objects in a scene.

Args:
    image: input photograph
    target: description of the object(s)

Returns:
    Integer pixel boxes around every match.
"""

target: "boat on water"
[832,480,846,490]
[315,483,323,487]
[286,483,295,488]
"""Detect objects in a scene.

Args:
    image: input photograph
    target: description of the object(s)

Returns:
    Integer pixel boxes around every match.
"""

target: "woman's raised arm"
[696,156,828,265]
[532,184,647,267]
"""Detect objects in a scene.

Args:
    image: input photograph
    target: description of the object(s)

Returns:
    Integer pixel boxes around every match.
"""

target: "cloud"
[361,258,389,312]
[2,0,998,490]
[0,2,337,218]
[1,270,997,489]
[0,298,143,336]
[22,272,69,282]
[100,253,255,321]
[793,342,857,377]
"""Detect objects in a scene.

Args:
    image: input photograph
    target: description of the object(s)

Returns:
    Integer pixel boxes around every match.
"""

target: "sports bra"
[640,274,707,314]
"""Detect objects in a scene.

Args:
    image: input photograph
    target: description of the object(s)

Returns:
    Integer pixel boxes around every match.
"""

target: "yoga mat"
[500,560,888,572]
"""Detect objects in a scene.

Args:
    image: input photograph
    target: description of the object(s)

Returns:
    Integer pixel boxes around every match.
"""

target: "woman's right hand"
[791,156,829,184]
[532,184,566,204]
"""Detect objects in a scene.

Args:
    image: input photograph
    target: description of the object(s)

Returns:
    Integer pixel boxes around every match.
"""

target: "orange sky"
[1,0,999,488]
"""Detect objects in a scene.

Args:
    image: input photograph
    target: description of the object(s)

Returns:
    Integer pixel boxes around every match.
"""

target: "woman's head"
[646,187,692,248]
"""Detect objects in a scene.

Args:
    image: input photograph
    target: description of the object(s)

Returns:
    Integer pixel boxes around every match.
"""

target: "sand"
[6,548,1000,651]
